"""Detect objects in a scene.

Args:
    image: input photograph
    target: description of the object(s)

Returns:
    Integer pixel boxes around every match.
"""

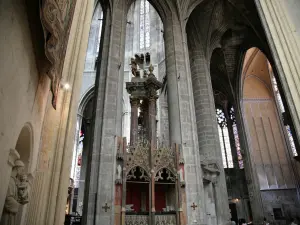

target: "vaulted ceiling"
[185,0,273,104]
[97,0,275,104]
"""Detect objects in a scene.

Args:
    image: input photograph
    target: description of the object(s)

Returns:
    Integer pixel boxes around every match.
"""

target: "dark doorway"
[230,203,238,224]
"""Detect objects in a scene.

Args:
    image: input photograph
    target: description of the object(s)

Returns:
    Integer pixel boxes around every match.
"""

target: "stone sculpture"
[115,164,122,184]
[179,168,184,183]
[17,174,29,204]
[0,160,29,225]
[130,58,137,76]
[117,164,122,180]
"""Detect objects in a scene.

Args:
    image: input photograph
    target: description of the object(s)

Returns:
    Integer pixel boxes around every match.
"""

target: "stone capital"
[130,98,140,106]
[7,149,20,167]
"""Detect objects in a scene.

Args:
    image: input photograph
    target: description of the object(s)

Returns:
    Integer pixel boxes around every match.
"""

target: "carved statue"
[17,174,29,204]
[116,164,122,180]
[0,160,29,225]
[130,58,138,77]
[179,168,184,183]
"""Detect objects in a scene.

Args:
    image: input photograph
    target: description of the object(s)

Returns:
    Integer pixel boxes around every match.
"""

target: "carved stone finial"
[143,70,148,78]
[115,164,122,184]
[130,58,138,77]
[149,64,154,75]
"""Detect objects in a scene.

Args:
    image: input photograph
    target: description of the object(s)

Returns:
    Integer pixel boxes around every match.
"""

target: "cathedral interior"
[1,0,300,225]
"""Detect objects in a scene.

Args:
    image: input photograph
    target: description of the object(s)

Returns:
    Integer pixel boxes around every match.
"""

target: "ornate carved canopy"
[124,141,177,181]
[125,141,151,174]
[153,146,176,175]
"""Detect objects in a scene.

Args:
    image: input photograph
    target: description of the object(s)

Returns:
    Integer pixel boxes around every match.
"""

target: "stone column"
[141,101,149,140]
[82,2,127,225]
[130,98,139,145]
[164,15,206,225]
[188,41,230,224]
[148,97,157,147]
[254,0,300,150]
[234,103,264,223]
[150,170,155,225]
[77,120,92,215]
[52,0,96,224]
[209,181,217,225]
[225,107,251,220]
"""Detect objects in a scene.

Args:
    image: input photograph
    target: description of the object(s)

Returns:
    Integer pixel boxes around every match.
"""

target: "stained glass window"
[96,11,103,53]
[140,0,150,50]
[272,76,298,156]
[216,108,234,168]
[230,107,244,169]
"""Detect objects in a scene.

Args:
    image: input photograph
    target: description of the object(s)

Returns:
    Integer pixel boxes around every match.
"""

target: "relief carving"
[40,0,76,108]
[0,160,29,225]
[153,146,176,174]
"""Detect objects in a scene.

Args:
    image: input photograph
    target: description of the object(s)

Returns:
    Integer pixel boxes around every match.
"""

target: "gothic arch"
[210,48,234,102]
[78,86,95,115]
[93,1,102,13]
[14,124,34,225]
[240,48,274,100]
[185,0,206,21]
[243,75,273,99]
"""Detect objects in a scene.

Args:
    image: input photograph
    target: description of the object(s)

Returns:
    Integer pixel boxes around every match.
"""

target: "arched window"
[216,108,234,168]
[230,107,244,169]
[140,0,150,50]
[96,11,103,53]
[272,75,298,156]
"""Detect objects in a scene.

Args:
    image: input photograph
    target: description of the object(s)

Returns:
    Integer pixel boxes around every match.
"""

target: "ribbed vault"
[186,0,276,104]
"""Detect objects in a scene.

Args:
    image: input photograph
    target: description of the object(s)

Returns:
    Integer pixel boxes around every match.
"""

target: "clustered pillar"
[130,98,140,146]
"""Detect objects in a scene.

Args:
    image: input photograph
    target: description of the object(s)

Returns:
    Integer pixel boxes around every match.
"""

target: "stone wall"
[0,0,95,225]
[0,0,49,216]
[261,189,300,224]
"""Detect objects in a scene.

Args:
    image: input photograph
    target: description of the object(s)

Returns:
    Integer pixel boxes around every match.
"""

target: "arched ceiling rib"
[243,48,272,91]
[96,0,273,100]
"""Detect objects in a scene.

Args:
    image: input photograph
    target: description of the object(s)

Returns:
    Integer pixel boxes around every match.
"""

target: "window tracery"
[216,108,234,168]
